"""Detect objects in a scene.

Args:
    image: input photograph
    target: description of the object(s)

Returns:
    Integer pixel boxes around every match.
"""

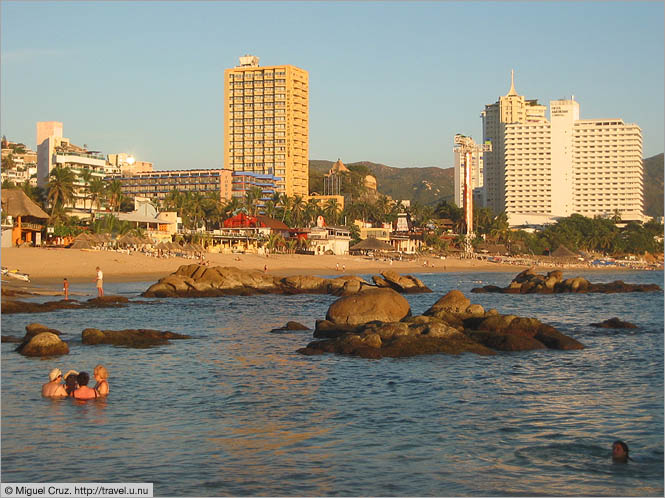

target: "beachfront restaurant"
[1,188,49,247]
[210,213,290,254]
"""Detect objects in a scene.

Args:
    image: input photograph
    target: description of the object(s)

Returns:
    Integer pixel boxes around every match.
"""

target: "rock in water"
[590,317,638,329]
[326,288,411,327]
[270,321,311,333]
[82,328,190,348]
[17,332,69,357]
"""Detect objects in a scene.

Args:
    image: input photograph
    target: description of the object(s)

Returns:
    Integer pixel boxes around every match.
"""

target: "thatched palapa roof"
[350,237,394,252]
[551,245,577,258]
[1,189,49,219]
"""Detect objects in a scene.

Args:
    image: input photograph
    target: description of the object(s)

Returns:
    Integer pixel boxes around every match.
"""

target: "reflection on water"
[1,271,663,496]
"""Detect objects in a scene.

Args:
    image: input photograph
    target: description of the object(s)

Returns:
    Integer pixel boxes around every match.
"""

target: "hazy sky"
[1,1,663,171]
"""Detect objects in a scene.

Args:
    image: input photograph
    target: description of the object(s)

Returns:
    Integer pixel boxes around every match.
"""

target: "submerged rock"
[1,295,130,315]
[270,321,311,333]
[300,290,584,359]
[82,328,190,348]
[471,270,661,294]
[590,317,638,329]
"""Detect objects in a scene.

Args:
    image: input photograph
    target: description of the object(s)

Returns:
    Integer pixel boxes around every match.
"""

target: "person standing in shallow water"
[63,278,69,300]
[95,266,104,297]
[612,440,630,462]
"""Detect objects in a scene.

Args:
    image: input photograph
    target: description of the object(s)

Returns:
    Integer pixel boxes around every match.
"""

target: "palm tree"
[278,193,291,223]
[47,166,76,214]
[290,195,305,227]
[323,198,340,225]
[304,199,320,227]
[263,199,277,219]
[88,178,106,221]
[244,186,263,217]
[105,180,124,215]
[77,168,93,211]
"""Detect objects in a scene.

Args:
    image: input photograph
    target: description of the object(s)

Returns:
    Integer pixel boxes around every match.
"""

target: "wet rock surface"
[82,328,191,348]
[141,264,432,298]
[1,295,131,314]
[471,269,661,294]
[270,321,311,333]
[590,317,638,329]
[298,289,584,359]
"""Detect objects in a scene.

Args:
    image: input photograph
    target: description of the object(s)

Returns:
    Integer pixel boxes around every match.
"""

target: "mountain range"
[310,154,664,218]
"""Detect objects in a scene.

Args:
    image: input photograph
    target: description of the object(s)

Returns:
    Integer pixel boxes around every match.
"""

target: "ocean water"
[1,270,663,497]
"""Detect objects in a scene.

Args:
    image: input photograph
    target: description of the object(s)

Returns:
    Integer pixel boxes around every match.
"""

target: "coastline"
[0,247,657,295]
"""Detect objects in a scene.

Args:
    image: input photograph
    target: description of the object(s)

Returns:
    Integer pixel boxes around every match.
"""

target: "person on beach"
[64,370,79,396]
[93,364,109,396]
[63,278,69,300]
[42,368,68,397]
[95,267,104,297]
[612,440,630,463]
[73,372,98,400]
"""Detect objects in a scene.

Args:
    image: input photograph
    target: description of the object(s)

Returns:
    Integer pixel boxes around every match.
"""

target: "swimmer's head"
[612,440,629,462]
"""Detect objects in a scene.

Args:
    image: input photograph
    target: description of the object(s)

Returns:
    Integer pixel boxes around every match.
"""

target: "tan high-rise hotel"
[224,55,309,197]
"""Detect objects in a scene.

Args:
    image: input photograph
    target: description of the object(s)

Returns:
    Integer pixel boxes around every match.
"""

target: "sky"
[1,1,663,171]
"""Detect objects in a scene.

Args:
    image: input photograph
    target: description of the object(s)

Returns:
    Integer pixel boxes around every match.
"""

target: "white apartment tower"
[481,73,644,224]
[481,71,547,215]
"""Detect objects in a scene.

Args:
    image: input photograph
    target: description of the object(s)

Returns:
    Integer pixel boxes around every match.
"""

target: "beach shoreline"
[0,247,657,295]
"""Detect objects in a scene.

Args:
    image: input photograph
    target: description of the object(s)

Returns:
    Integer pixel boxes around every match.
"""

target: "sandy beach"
[1,247,531,286]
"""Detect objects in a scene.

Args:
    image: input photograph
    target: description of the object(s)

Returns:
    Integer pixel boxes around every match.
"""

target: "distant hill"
[643,153,664,218]
[311,154,663,217]
[309,160,454,206]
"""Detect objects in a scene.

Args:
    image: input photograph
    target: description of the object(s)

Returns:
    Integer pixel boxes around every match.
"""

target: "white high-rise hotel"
[479,72,644,225]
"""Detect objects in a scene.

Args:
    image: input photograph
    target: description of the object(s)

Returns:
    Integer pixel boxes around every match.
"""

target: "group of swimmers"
[41,365,109,400]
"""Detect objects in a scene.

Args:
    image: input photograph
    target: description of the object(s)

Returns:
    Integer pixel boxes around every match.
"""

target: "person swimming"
[93,364,109,396]
[72,372,98,400]
[63,370,79,396]
[612,440,630,463]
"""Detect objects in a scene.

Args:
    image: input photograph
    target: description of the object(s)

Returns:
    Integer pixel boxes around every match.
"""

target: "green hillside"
[644,153,664,217]
[309,160,454,206]
[311,154,663,217]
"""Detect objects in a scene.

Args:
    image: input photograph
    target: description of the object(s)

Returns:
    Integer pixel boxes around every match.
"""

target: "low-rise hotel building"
[36,122,107,215]
[117,169,233,202]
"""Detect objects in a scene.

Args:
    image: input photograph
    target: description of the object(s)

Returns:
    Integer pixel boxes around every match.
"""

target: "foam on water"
[1,271,663,496]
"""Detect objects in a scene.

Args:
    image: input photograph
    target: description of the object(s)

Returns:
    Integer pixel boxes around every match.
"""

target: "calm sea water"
[1,270,663,496]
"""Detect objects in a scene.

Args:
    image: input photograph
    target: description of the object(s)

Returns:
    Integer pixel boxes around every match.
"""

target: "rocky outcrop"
[17,332,69,357]
[270,321,310,333]
[142,264,430,298]
[326,288,411,327]
[82,328,190,348]
[298,290,584,359]
[472,269,661,294]
[1,295,132,315]
[590,317,638,329]
[375,270,432,294]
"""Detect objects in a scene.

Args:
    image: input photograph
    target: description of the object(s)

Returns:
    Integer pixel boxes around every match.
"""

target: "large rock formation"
[142,264,431,298]
[471,269,661,294]
[17,332,69,357]
[298,289,584,359]
[326,288,411,327]
[82,328,190,348]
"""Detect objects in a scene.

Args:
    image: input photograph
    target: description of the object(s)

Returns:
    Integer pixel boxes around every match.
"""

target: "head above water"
[49,368,62,381]
[612,440,629,462]
[77,371,90,387]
